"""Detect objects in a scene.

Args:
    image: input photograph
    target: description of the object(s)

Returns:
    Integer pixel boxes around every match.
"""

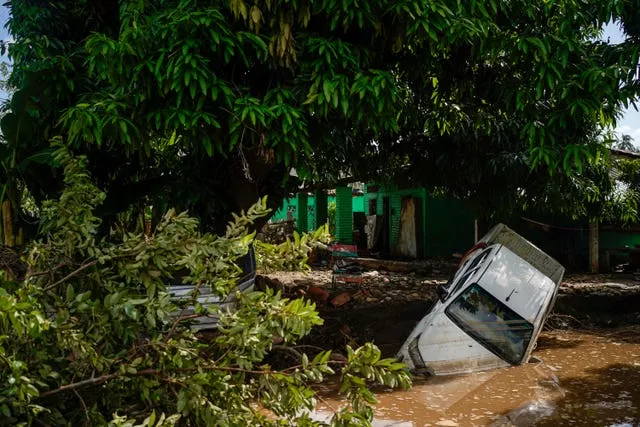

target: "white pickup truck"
[396,224,565,375]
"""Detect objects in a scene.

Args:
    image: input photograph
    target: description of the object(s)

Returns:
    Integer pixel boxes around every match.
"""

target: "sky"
[602,22,640,144]
[0,3,9,103]
[0,6,637,143]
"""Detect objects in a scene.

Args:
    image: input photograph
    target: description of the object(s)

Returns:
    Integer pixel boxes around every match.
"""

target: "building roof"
[610,147,640,159]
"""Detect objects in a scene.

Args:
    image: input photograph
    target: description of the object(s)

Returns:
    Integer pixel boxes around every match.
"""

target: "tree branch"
[43,260,98,292]
[38,360,348,399]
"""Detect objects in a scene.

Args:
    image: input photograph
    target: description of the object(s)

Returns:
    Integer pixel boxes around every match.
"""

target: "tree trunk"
[2,200,14,247]
[589,220,599,273]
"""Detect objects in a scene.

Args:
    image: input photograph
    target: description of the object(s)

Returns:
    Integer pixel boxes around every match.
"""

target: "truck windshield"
[445,284,533,364]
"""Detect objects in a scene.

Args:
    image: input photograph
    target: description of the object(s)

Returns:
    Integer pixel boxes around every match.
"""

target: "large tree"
[2,0,638,232]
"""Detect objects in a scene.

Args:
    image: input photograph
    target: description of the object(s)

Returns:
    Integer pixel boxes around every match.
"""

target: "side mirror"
[437,284,449,302]
[438,272,456,302]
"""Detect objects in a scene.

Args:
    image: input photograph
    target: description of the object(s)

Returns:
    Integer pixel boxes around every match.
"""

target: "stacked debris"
[257,220,295,244]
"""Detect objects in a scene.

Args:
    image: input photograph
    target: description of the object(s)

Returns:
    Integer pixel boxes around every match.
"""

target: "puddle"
[316,330,640,426]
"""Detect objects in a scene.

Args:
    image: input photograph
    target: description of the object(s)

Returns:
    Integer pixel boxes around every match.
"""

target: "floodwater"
[316,329,640,426]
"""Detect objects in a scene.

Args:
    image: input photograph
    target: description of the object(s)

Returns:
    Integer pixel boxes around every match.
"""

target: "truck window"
[445,283,534,364]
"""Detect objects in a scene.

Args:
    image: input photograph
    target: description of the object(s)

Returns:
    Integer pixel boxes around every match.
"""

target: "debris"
[362,270,381,277]
[307,286,329,303]
[352,257,431,273]
[351,289,370,302]
[331,292,351,307]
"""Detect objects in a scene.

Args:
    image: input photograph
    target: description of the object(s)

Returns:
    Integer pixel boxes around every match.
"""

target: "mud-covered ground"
[257,257,640,357]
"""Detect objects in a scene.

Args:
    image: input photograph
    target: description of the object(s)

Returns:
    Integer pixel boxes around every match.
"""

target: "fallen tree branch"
[38,360,348,399]
[43,260,98,292]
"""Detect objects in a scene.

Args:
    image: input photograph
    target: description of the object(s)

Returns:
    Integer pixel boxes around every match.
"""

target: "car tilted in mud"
[168,247,257,331]
[397,224,565,375]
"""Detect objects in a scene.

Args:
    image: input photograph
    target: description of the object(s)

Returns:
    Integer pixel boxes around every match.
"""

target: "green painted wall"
[335,186,353,243]
[270,197,297,223]
[366,185,474,257]
[423,193,475,257]
[270,193,364,233]
[297,193,308,232]
[512,218,640,270]
[352,195,365,213]
[599,230,640,248]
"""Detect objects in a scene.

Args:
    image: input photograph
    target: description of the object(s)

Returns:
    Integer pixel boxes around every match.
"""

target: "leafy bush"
[255,225,331,273]
[0,145,410,425]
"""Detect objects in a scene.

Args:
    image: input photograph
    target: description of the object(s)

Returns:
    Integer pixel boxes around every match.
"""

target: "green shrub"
[0,145,410,426]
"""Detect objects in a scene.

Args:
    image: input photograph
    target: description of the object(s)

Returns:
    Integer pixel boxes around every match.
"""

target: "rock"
[307,286,329,303]
[382,277,390,284]
[331,292,351,307]
[351,289,370,301]
[293,279,315,287]
[435,420,459,427]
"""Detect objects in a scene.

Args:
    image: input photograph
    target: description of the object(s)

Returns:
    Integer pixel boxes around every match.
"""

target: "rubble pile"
[256,258,640,356]
[258,263,453,309]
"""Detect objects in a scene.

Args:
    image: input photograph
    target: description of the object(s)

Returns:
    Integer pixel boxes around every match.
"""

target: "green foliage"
[0,147,410,425]
[516,141,640,225]
[327,201,337,236]
[256,224,332,272]
[4,0,640,230]
[614,134,638,152]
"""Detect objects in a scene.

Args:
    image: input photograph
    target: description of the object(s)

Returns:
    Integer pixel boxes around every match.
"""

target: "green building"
[363,184,475,257]
[269,184,476,258]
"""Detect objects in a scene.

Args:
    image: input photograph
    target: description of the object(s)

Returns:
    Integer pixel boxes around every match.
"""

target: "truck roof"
[478,244,556,323]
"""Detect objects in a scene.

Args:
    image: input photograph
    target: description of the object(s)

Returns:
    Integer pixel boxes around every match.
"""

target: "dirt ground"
[257,257,640,357]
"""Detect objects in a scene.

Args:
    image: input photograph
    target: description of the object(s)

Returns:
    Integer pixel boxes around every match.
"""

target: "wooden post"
[589,220,599,273]
[474,219,479,243]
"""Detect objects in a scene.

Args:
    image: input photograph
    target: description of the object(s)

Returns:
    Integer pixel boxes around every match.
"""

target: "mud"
[313,329,640,426]
[258,258,640,357]
[259,260,640,426]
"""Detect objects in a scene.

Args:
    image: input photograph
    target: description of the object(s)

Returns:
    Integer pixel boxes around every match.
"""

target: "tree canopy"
[2,0,640,231]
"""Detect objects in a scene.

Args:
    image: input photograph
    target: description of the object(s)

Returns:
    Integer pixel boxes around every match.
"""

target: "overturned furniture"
[397,224,564,375]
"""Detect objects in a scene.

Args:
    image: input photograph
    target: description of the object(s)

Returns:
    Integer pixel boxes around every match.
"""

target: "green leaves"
[0,149,411,425]
[255,224,331,272]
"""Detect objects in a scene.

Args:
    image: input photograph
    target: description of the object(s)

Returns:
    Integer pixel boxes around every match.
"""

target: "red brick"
[331,292,351,307]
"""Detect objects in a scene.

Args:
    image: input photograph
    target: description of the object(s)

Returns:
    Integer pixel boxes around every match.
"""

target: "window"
[445,284,534,364]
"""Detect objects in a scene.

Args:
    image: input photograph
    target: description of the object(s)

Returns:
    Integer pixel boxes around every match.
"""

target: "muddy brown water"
[315,329,640,426]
